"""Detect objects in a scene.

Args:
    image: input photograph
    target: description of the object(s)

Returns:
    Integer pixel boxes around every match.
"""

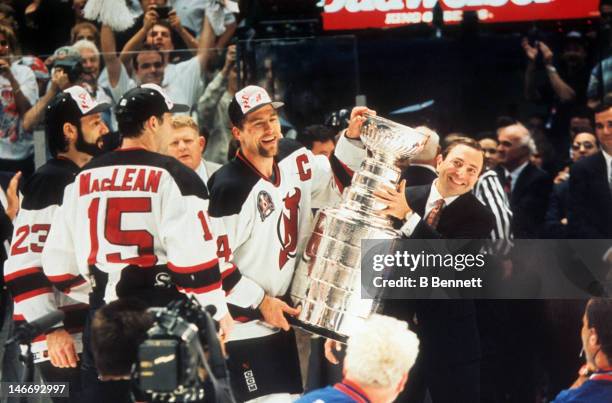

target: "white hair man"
[298,315,419,403]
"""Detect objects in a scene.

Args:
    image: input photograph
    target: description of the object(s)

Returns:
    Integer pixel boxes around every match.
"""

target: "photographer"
[0,24,38,179]
[22,47,80,133]
[120,3,198,69]
[88,298,153,403]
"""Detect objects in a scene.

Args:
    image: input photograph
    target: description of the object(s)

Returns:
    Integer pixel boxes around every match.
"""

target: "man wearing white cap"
[4,85,110,399]
[208,85,371,402]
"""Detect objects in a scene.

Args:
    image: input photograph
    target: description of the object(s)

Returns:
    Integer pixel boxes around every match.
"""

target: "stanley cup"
[290,114,430,341]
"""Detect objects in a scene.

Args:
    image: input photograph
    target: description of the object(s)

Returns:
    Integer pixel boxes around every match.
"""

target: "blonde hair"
[344,314,419,389]
[171,115,199,134]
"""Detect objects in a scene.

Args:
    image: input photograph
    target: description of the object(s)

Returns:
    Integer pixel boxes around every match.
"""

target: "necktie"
[503,172,512,197]
[426,199,445,229]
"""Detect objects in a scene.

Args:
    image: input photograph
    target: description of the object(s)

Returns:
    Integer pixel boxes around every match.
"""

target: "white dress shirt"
[400,180,460,237]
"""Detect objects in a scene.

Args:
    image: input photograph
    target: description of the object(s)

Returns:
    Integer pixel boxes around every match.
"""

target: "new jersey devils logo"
[277,187,301,270]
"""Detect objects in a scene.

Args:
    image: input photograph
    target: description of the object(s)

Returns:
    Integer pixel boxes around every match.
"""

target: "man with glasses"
[546,130,599,237]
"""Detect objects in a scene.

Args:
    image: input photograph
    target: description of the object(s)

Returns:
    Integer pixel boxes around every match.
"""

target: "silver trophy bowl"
[290,114,430,341]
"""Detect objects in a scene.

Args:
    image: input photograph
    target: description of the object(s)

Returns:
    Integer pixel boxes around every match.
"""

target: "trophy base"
[288,317,348,344]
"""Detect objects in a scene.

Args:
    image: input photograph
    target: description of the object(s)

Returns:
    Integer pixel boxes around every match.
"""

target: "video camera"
[135,298,235,403]
[52,56,84,84]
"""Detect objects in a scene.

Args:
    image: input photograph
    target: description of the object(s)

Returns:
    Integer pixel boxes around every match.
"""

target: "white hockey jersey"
[208,135,365,341]
[41,148,228,319]
[4,158,88,363]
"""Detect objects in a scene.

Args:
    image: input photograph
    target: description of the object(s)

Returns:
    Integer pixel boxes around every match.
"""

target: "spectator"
[0,24,38,178]
[17,56,49,96]
[109,8,213,113]
[297,124,338,159]
[197,44,237,164]
[545,129,599,237]
[160,115,221,183]
[22,43,117,133]
[301,315,419,403]
[496,122,552,237]
[114,0,187,56]
[479,136,500,170]
[523,32,591,162]
[587,0,612,109]
[551,298,612,403]
[120,4,199,68]
[70,22,100,47]
[71,39,118,130]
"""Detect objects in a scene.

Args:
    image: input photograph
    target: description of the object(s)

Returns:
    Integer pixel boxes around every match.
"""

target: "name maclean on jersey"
[79,168,163,196]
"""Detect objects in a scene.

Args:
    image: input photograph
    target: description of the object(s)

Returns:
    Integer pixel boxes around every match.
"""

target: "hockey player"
[208,85,371,402]
[3,86,110,396]
[40,84,233,359]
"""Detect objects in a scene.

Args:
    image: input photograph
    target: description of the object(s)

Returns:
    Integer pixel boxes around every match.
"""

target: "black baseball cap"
[46,85,111,121]
[228,85,284,127]
[115,83,190,120]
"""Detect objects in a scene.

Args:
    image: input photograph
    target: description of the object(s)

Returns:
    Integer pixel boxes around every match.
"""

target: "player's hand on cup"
[324,338,343,365]
[346,106,376,139]
[373,179,412,219]
[46,328,79,368]
[258,295,300,331]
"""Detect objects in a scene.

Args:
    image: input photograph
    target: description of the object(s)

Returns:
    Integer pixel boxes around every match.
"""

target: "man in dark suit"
[496,123,552,238]
[568,101,612,239]
[400,126,439,187]
[374,137,495,403]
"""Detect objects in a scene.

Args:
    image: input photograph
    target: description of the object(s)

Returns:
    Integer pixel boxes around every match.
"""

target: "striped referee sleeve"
[474,170,513,241]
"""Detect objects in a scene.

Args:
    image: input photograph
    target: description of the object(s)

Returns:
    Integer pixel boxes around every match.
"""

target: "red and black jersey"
[208,136,365,341]
[41,148,228,320]
[4,157,88,362]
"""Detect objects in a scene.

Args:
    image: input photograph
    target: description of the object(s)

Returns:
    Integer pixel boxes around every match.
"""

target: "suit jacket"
[400,165,437,187]
[386,185,495,361]
[497,163,552,238]
[545,180,570,238]
[568,152,612,238]
[205,160,222,177]
[405,184,496,240]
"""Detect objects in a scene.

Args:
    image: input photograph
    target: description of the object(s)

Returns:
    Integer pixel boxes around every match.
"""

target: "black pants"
[37,359,82,403]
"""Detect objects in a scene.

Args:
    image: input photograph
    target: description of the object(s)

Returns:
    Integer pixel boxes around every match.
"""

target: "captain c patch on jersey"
[257,190,275,221]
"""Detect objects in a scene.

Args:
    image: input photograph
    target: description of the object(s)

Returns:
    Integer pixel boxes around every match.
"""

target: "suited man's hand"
[373,180,412,219]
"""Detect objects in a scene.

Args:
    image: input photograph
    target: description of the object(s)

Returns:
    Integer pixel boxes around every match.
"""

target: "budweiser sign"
[321,0,600,30]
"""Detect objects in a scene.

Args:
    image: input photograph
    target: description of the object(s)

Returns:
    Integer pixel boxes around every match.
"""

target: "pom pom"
[84,0,135,32]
